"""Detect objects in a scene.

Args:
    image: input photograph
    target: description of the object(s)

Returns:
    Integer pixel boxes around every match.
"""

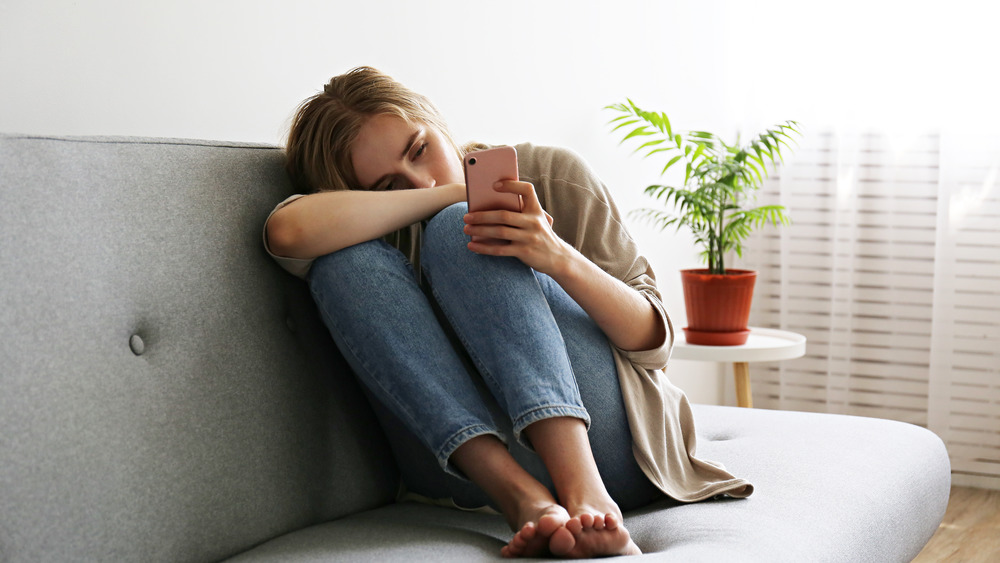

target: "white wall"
[4,0,993,405]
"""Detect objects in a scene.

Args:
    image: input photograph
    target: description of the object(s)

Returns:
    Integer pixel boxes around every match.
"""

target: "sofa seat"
[228,404,950,562]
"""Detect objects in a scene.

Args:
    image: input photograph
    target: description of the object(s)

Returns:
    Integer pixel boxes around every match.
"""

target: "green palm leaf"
[606,100,800,274]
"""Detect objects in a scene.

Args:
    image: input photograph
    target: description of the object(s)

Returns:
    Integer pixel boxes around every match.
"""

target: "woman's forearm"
[267,183,466,259]
[550,244,667,352]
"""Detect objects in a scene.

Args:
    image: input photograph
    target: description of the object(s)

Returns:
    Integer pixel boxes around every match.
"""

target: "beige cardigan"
[263,143,753,502]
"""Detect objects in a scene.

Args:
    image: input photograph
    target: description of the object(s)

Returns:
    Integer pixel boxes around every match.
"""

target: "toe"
[518,522,537,542]
[510,535,525,551]
[565,517,583,534]
[536,513,564,537]
[604,513,620,531]
[549,526,576,557]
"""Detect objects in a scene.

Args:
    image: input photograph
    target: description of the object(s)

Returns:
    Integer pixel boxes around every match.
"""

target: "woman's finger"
[493,180,543,214]
[463,208,527,227]
[463,181,544,228]
[463,223,535,245]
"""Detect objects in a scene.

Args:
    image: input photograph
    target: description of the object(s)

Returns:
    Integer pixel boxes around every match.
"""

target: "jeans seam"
[309,252,458,452]
[312,289,415,429]
[424,279,509,408]
[423,266,590,439]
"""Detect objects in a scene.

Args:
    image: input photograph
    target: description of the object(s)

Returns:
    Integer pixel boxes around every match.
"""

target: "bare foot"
[501,504,570,558]
[549,512,641,558]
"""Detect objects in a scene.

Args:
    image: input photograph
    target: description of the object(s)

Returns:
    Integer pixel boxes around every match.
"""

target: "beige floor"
[913,486,1000,562]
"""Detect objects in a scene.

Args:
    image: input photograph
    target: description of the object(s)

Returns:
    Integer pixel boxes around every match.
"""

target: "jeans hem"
[436,424,505,479]
[512,405,592,451]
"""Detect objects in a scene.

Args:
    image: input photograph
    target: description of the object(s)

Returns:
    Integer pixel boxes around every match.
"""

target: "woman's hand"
[462,180,572,277]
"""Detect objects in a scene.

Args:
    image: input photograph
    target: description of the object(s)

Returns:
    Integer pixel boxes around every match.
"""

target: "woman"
[264,67,752,558]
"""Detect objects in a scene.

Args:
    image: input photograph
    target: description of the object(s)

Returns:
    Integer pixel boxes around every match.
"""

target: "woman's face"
[351,113,464,191]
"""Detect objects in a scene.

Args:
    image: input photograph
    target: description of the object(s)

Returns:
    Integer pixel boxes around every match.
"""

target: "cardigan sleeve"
[262,194,314,280]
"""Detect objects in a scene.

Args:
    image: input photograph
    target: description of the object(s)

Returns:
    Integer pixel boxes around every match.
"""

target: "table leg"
[733,362,753,408]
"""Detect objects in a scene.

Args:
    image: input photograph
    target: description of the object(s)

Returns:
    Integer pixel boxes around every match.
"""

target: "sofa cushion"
[225,404,950,562]
[627,405,950,561]
[0,134,398,562]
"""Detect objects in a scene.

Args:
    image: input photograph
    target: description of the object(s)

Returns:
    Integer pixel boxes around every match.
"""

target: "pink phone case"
[464,146,521,214]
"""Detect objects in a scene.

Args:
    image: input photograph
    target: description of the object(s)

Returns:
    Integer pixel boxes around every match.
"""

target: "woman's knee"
[427,202,468,233]
[423,202,469,264]
[308,239,414,298]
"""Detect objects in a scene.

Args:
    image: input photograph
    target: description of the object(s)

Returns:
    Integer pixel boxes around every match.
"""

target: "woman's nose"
[407,173,435,190]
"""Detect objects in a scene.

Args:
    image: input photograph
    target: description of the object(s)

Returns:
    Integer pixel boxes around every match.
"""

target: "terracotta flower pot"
[680,269,757,346]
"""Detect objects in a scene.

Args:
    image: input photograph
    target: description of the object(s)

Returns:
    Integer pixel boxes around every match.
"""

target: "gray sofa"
[0,134,951,562]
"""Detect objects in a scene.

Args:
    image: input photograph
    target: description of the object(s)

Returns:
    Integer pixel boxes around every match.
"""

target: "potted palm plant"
[606,99,799,345]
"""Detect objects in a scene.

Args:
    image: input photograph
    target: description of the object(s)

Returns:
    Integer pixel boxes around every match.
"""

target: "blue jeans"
[308,203,660,511]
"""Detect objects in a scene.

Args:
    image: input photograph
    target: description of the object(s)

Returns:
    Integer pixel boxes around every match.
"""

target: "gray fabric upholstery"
[628,405,951,561]
[0,134,950,562]
[226,405,951,562]
[0,135,397,562]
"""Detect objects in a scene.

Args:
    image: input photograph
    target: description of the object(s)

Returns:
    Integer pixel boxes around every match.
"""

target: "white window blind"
[743,130,1000,489]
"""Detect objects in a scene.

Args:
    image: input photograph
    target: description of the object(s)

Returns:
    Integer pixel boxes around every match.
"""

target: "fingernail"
[493,181,503,189]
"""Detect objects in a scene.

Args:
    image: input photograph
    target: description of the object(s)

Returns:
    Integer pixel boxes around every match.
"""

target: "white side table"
[671,327,806,408]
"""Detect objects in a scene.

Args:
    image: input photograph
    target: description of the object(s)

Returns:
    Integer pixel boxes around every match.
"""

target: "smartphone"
[464,146,522,214]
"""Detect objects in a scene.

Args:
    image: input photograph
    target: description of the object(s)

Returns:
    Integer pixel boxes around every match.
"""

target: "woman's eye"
[414,142,428,158]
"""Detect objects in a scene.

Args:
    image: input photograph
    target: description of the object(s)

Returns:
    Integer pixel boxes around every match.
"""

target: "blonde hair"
[285,67,463,192]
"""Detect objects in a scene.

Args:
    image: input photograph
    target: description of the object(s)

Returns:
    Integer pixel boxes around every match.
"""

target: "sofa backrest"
[0,134,399,562]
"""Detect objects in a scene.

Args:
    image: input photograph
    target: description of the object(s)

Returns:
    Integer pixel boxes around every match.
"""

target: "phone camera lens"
[468,157,477,165]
